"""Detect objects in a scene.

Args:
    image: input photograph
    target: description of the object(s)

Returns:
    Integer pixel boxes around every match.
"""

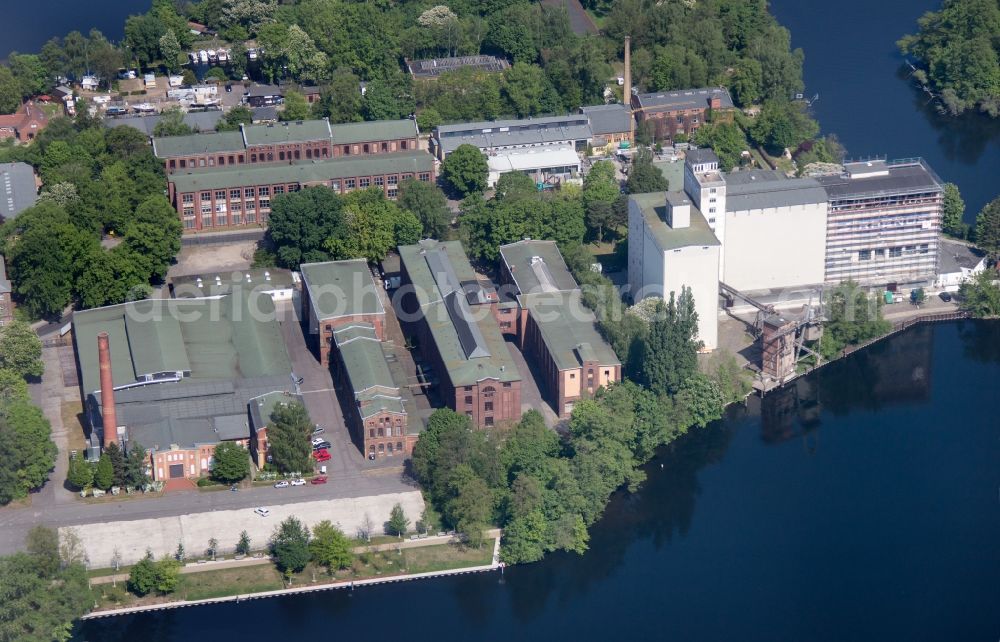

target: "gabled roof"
[435,115,592,155]
[581,103,631,135]
[106,111,223,136]
[499,239,578,295]
[522,290,620,370]
[634,87,734,112]
[398,240,520,385]
[334,324,398,396]
[0,162,38,220]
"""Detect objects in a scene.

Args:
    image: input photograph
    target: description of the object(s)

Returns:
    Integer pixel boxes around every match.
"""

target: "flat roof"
[631,191,720,251]
[816,159,943,199]
[435,115,592,155]
[171,268,297,298]
[725,173,827,211]
[169,151,434,193]
[499,239,578,295]
[300,260,385,321]
[106,111,223,136]
[634,87,734,112]
[152,130,244,157]
[243,119,332,145]
[487,147,580,173]
[398,240,520,385]
[523,290,620,370]
[0,162,37,220]
[330,119,417,145]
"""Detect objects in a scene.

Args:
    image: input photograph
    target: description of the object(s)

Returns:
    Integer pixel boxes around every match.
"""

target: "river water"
[76,320,1000,641]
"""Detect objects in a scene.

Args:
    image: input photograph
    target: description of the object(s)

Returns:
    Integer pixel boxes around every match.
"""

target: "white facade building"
[628,191,720,351]
[486,147,581,188]
[936,239,986,291]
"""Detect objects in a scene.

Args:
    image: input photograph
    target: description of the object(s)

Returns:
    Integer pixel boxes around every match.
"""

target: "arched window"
[483,386,496,398]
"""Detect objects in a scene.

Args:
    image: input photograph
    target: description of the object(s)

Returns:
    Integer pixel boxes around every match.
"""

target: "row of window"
[368,441,404,455]
[857,245,931,261]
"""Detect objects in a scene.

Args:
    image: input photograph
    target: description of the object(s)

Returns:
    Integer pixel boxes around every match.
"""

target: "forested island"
[897,0,1000,117]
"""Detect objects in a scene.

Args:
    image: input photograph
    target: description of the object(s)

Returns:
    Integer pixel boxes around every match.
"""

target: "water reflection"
[958,319,1000,364]
[895,66,1000,165]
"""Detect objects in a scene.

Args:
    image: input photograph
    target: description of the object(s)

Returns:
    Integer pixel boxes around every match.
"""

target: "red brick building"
[497,240,621,417]
[631,87,734,143]
[300,260,386,366]
[398,240,522,428]
[154,119,421,175]
[0,103,49,143]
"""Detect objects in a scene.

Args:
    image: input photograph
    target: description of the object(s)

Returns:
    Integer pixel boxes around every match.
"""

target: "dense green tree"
[122,195,182,282]
[8,54,50,101]
[582,161,621,241]
[158,29,182,73]
[279,91,312,122]
[314,69,363,123]
[729,57,763,107]
[446,464,493,545]
[0,400,57,504]
[127,551,158,595]
[210,441,250,483]
[153,108,194,137]
[123,441,149,489]
[309,520,352,572]
[93,452,114,491]
[326,188,422,262]
[639,289,700,396]
[0,321,43,379]
[216,106,254,131]
[501,62,559,118]
[24,525,60,579]
[674,373,725,428]
[270,516,311,578]
[0,369,30,405]
[959,270,1000,317]
[942,182,968,238]
[267,402,313,473]
[626,149,669,194]
[486,4,538,63]
[362,71,414,121]
[0,537,92,642]
[104,442,126,488]
[818,281,892,360]
[441,144,488,197]
[750,100,819,154]
[974,196,1000,261]
[692,122,748,171]
[66,453,93,490]
[399,178,451,239]
[236,530,252,555]
[501,509,548,563]
[0,67,20,115]
[124,14,167,68]
[266,187,346,267]
[898,0,1000,116]
[387,503,410,538]
[75,246,148,309]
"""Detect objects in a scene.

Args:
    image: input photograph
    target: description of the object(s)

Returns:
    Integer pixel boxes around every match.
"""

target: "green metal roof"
[330,120,417,145]
[630,191,720,252]
[73,295,292,395]
[300,260,385,321]
[499,240,578,295]
[523,290,620,371]
[152,131,245,158]
[334,324,398,396]
[169,151,434,193]
[398,240,520,386]
[249,390,305,429]
[243,119,332,145]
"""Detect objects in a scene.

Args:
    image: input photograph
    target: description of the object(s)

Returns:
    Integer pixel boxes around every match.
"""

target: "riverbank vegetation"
[0,527,92,641]
[897,0,1000,117]
[814,281,892,361]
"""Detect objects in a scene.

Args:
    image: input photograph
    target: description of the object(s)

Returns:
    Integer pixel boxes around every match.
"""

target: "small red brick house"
[0,103,49,143]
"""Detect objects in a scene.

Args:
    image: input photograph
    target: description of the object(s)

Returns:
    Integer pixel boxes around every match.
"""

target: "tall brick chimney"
[97,332,118,448]
[624,36,633,142]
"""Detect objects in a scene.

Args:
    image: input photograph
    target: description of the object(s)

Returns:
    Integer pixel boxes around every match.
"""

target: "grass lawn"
[61,400,88,454]
[402,542,494,574]
[177,566,285,601]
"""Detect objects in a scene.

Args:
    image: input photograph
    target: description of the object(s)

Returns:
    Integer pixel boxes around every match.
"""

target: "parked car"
[311,475,328,485]
[311,437,326,447]
[313,449,331,462]
[225,84,232,92]
[312,424,325,435]
[274,481,289,488]
[254,507,270,517]
[290,478,306,486]
[312,441,332,451]
[939,291,953,302]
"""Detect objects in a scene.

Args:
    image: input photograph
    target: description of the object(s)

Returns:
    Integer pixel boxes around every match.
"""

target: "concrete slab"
[65,490,424,566]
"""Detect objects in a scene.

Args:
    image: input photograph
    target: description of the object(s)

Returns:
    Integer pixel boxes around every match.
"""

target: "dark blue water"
[770,0,1000,219]
[0,0,150,59]
[76,322,1000,641]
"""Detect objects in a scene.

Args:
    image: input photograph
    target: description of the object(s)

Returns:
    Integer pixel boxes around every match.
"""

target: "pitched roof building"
[498,240,621,417]
[398,240,522,427]
[0,162,38,221]
[406,55,509,79]
[0,103,48,142]
[300,260,386,366]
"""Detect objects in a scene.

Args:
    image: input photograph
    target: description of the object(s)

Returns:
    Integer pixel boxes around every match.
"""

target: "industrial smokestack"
[624,36,633,143]
[97,332,118,448]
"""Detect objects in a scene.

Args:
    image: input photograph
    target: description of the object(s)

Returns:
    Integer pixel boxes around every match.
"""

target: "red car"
[313,448,331,462]
[310,475,328,485]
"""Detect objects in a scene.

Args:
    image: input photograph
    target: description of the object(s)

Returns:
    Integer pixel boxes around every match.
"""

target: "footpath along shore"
[82,533,503,619]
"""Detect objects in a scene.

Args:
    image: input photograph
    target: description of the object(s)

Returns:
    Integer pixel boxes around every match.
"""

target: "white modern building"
[486,147,581,188]
[628,191,720,351]
[936,239,986,291]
